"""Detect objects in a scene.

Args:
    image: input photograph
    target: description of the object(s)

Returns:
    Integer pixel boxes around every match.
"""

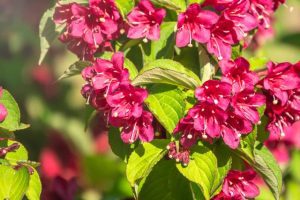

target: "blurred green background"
[0,0,300,199]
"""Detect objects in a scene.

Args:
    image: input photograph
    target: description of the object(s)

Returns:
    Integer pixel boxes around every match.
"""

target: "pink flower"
[273,0,286,10]
[219,57,259,93]
[221,111,253,149]
[54,0,122,59]
[213,170,260,200]
[107,84,148,126]
[174,115,209,148]
[167,142,190,166]
[81,52,130,110]
[189,102,228,139]
[231,90,265,124]
[265,122,300,164]
[195,80,232,110]
[121,111,154,143]
[0,104,7,122]
[222,0,257,40]
[176,3,219,47]
[207,17,239,60]
[0,88,7,122]
[250,0,274,29]
[265,88,300,138]
[127,0,166,41]
[262,61,300,105]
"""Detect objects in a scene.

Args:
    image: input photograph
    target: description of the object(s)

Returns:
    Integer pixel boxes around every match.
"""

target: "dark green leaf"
[145,84,186,133]
[58,61,91,81]
[132,59,201,89]
[126,139,169,186]
[211,146,232,196]
[141,22,176,63]
[39,6,64,64]
[108,127,133,163]
[139,159,196,200]
[251,145,282,200]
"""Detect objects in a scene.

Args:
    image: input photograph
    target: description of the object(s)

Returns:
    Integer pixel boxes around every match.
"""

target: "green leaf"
[126,139,169,186]
[0,89,23,132]
[238,126,257,160]
[211,146,232,196]
[132,59,201,89]
[108,127,133,163]
[176,145,218,200]
[249,56,268,71]
[58,61,91,81]
[114,0,135,18]
[39,6,64,65]
[61,0,88,4]
[0,165,30,200]
[5,140,28,162]
[186,0,205,5]
[151,0,186,11]
[231,44,242,60]
[145,84,186,133]
[26,169,42,200]
[141,22,176,64]
[99,51,139,80]
[139,159,195,200]
[251,145,282,200]
[198,45,215,83]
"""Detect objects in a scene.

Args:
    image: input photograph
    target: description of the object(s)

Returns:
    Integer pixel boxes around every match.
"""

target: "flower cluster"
[213,170,260,200]
[176,0,286,60]
[261,61,300,139]
[54,0,166,60]
[54,0,123,60]
[171,57,265,163]
[81,52,154,143]
[0,87,8,122]
[176,1,257,60]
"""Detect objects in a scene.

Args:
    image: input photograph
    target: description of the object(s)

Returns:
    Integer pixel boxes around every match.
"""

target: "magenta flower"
[174,115,209,148]
[189,102,228,139]
[0,88,7,122]
[107,84,148,126]
[81,52,130,110]
[262,61,300,105]
[127,0,166,41]
[222,0,257,40]
[207,17,239,60]
[221,111,253,149]
[0,104,7,122]
[219,57,259,93]
[54,0,122,59]
[213,170,260,200]
[250,0,274,29]
[121,111,154,143]
[195,80,232,110]
[265,88,300,138]
[176,3,219,47]
[265,121,300,164]
[231,90,265,124]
